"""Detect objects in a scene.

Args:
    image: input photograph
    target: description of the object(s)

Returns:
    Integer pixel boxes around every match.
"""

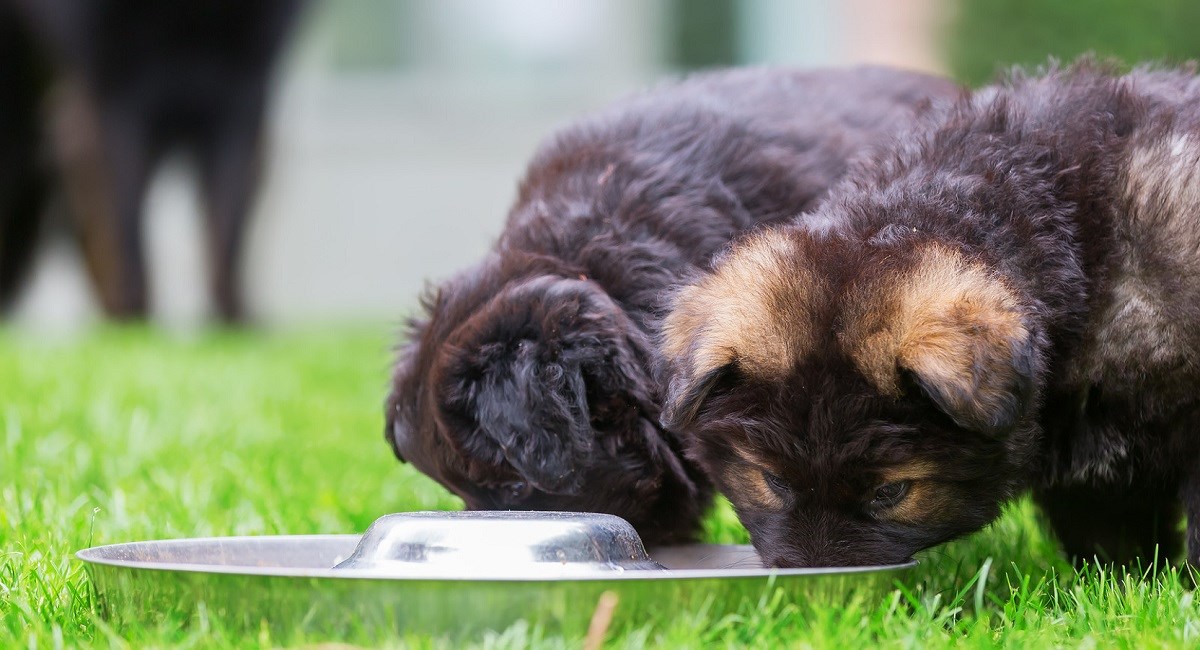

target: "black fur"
[663,59,1200,567]
[386,66,961,545]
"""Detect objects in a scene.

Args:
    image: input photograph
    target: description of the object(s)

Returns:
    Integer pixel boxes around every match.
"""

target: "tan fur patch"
[1082,132,1200,377]
[884,480,954,525]
[1126,134,1200,228]
[879,460,939,483]
[662,228,820,380]
[876,461,948,524]
[869,459,949,524]
[841,244,1027,411]
[730,445,790,478]
[722,464,787,510]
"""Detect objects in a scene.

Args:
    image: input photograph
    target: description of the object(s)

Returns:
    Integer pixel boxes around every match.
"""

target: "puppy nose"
[768,554,831,569]
[764,545,855,568]
[765,553,812,569]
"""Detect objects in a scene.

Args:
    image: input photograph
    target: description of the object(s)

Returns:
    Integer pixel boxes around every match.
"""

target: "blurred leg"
[51,81,155,319]
[0,167,45,313]
[1182,462,1200,570]
[198,95,267,324]
[1035,482,1181,570]
[0,5,48,314]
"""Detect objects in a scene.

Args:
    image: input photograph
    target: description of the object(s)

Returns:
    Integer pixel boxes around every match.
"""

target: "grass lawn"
[1,326,1198,648]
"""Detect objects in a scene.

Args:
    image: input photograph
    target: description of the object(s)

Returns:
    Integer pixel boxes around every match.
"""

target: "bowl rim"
[76,534,918,582]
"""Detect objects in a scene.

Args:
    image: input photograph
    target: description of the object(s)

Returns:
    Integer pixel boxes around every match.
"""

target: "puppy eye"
[872,481,910,508]
[761,471,790,497]
[502,481,533,501]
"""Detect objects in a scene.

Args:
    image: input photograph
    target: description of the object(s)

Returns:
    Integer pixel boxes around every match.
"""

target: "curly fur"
[386,66,961,545]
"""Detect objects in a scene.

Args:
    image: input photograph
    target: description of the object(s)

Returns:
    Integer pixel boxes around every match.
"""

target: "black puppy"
[13,0,305,321]
[387,66,961,545]
[662,60,1200,567]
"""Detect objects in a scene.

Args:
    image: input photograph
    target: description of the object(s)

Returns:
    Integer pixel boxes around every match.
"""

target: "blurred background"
[4,0,1198,331]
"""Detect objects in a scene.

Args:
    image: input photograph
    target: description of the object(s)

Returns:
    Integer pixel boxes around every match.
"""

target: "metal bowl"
[77,511,916,641]
[332,511,664,577]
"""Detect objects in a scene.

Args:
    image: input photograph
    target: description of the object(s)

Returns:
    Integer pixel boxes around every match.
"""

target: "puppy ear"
[661,361,732,431]
[385,340,418,464]
[660,228,816,431]
[385,413,409,463]
[658,279,737,432]
[385,288,442,465]
[846,246,1040,435]
[434,275,656,494]
[898,314,1037,435]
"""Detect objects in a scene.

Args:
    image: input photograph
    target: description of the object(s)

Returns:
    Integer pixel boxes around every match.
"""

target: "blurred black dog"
[387,66,962,545]
[12,0,305,321]
[662,60,1200,567]
[0,2,50,313]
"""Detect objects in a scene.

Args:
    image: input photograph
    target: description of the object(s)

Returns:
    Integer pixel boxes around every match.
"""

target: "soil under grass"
[1,326,1197,648]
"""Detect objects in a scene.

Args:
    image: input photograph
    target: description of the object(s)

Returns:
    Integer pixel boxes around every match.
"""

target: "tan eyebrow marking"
[875,460,957,526]
[723,463,787,510]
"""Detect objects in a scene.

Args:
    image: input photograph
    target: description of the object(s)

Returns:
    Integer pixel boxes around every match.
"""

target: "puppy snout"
[766,549,870,568]
[764,541,913,568]
[525,475,582,496]
[757,515,879,568]
[766,550,851,569]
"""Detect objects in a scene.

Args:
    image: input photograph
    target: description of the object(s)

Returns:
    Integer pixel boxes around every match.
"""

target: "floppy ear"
[385,399,410,464]
[658,281,740,432]
[659,228,816,431]
[847,247,1041,436]
[385,338,420,464]
[385,287,444,465]
[897,310,1038,435]
[661,361,732,432]
[433,275,656,494]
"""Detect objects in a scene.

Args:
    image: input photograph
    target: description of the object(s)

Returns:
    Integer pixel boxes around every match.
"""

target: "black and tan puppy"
[13,0,305,321]
[662,60,1200,567]
[387,66,961,545]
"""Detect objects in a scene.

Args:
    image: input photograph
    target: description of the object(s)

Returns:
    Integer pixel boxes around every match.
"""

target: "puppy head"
[388,266,709,544]
[661,226,1042,566]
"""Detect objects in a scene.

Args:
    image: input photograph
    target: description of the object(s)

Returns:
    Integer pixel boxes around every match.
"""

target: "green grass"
[1,326,1198,648]
[944,0,1200,86]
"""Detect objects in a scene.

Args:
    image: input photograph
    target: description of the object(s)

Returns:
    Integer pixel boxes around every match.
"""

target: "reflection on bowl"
[332,511,665,578]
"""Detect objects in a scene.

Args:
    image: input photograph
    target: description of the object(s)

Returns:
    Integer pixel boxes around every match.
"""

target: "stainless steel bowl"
[77,511,916,641]
[332,511,664,577]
